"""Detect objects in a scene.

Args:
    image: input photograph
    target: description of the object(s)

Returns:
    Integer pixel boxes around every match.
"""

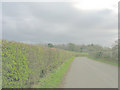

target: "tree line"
[47,40,118,63]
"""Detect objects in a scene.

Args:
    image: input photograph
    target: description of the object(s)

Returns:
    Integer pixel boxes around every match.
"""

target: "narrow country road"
[61,57,118,88]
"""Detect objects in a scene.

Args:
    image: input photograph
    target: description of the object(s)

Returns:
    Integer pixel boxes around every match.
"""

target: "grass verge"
[33,57,75,88]
[88,57,118,66]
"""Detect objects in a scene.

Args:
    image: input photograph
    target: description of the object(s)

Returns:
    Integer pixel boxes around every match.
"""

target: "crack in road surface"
[61,57,118,88]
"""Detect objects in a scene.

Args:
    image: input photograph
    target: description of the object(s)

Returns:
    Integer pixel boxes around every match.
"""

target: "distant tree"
[48,43,54,48]
[68,43,75,51]
[80,47,83,52]
[95,51,103,58]
[111,40,118,61]
[91,44,94,46]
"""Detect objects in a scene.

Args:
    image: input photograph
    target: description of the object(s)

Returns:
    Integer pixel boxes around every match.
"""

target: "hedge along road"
[61,57,118,88]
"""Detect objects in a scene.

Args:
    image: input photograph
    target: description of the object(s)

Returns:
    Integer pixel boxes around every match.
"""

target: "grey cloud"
[2,2,118,46]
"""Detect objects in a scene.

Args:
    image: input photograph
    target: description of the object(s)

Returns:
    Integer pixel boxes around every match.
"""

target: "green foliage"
[55,41,118,63]
[33,57,75,88]
[88,57,118,66]
[2,40,75,88]
[67,43,75,51]
[48,43,54,48]
[0,40,2,90]
[2,40,31,88]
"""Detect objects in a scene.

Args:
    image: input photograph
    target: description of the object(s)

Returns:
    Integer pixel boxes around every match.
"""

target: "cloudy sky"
[2,0,118,46]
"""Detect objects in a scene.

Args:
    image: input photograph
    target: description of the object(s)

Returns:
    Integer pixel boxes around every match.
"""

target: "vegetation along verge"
[2,40,77,88]
[88,57,118,66]
[33,57,75,88]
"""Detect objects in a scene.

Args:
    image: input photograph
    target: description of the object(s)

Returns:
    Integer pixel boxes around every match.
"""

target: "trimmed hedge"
[2,40,30,88]
[2,40,75,88]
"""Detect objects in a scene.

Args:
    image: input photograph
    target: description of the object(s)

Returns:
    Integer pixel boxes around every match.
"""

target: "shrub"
[2,40,75,88]
[2,40,30,88]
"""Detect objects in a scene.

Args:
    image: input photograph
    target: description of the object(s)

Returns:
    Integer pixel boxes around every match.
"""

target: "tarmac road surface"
[61,57,118,88]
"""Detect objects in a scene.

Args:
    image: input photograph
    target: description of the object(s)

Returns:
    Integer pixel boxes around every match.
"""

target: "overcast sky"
[2,1,118,46]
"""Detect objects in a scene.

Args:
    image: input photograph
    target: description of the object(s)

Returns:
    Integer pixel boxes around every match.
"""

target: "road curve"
[61,57,118,88]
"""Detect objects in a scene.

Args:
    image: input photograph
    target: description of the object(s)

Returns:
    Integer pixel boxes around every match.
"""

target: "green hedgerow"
[2,40,77,88]
[2,41,31,88]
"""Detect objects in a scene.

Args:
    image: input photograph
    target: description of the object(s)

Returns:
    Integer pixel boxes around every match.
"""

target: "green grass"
[70,51,88,56]
[33,57,75,88]
[88,57,118,66]
[79,52,88,55]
